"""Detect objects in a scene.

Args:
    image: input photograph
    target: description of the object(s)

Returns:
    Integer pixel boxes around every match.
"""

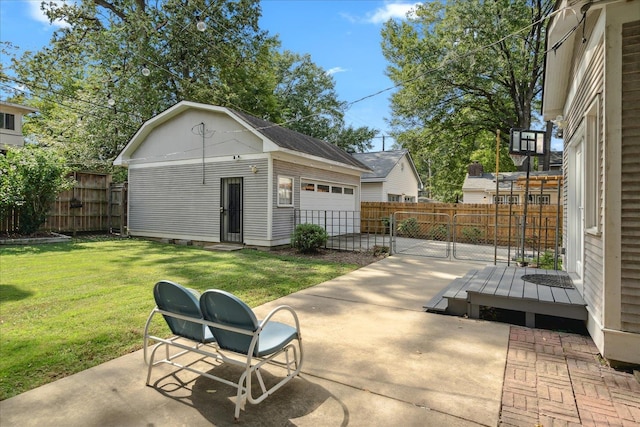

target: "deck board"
[551,287,571,304]
[537,284,554,302]
[509,270,525,299]
[523,281,538,300]
[467,267,495,293]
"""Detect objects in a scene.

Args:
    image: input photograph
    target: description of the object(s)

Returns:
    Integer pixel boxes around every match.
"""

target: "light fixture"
[141,66,150,77]
[196,15,206,32]
[552,115,567,129]
[250,165,258,174]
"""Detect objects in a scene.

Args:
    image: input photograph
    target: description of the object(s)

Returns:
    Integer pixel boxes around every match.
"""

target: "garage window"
[317,184,330,193]
[301,182,315,191]
[344,187,354,195]
[331,186,342,194]
[278,176,294,206]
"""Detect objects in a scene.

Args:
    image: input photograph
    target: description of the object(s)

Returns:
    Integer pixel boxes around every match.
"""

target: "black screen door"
[221,178,243,243]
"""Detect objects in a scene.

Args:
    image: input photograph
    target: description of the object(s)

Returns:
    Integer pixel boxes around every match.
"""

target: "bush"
[397,217,420,237]
[0,146,73,234]
[291,224,328,253]
[461,226,484,243]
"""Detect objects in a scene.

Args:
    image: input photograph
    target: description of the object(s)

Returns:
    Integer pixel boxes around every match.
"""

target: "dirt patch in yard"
[269,247,388,267]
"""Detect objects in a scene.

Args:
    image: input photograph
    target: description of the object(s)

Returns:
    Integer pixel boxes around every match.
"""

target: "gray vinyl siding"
[271,159,360,241]
[620,20,640,333]
[564,35,605,321]
[242,159,269,242]
[128,159,268,242]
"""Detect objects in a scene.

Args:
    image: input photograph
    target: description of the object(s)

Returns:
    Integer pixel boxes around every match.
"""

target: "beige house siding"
[384,158,420,201]
[360,182,383,202]
[620,20,640,333]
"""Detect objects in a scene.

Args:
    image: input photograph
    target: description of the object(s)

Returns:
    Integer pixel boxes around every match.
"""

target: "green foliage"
[0,237,360,399]
[371,245,390,256]
[426,224,449,241]
[461,226,484,243]
[538,251,561,270]
[0,146,74,234]
[291,223,329,253]
[397,217,420,237]
[381,0,553,201]
[5,1,375,171]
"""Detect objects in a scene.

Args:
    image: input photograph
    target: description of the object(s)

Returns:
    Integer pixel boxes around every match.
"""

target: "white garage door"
[299,180,358,236]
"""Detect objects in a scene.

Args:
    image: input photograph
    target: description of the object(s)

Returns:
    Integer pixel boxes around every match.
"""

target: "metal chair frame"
[144,295,303,420]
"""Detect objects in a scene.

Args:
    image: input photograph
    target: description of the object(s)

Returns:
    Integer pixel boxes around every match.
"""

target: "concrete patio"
[1,255,638,426]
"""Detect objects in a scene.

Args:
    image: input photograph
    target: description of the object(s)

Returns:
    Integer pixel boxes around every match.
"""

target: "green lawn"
[0,237,360,400]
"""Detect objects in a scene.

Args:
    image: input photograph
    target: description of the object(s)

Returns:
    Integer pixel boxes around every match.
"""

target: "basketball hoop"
[509,153,527,167]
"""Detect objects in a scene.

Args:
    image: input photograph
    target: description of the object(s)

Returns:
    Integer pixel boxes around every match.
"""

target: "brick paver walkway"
[500,326,640,427]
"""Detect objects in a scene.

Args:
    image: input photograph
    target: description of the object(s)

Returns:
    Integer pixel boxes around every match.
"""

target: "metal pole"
[494,130,500,265]
[508,181,514,266]
[521,155,531,264]
[537,180,545,265]
[554,178,561,270]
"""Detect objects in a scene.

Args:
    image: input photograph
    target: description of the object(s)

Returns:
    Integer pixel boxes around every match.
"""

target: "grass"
[0,236,361,400]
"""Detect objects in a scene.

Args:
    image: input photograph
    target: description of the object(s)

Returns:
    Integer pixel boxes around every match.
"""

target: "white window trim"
[277,175,294,207]
[585,97,601,235]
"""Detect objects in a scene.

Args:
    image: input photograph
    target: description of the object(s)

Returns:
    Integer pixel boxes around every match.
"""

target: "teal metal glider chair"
[199,289,304,420]
[143,282,303,420]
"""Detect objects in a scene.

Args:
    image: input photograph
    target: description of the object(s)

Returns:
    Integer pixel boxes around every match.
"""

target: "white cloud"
[28,0,70,28]
[365,2,421,24]
[326,67,348,76]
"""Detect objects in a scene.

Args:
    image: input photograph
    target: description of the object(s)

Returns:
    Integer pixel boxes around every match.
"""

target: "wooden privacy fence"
[1,172,125,235]
[361,201,563,249]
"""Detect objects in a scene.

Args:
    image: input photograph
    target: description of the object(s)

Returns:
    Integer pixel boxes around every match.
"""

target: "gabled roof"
[463,171,563,192]
[231,109,368,170]
[0,101,38,114]
[114,101,369,171]
[351,149,422,187]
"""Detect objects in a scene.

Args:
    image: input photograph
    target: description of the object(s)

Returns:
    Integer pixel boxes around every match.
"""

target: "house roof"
[463,170,563,192]
[230,109,368,170]
[351,149,422,187]
[550,151,563,165]
[114,101,369,172]
[0,101,38,114]
[542,0,607,120]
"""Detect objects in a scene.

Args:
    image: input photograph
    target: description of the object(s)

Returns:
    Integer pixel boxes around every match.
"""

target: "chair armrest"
[258,305,302,339]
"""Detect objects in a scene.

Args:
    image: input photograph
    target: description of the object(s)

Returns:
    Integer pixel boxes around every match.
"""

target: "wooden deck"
[425,265,587,328]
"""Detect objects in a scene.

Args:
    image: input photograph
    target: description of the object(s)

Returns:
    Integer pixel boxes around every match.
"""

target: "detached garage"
[113,101,370,247]
[298,180,359,236]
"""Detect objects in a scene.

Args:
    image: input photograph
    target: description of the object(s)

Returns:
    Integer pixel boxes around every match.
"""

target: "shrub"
[0,146,73,234]
[397,217,420,237]
[291,224,328,253]
[461,226,484,243]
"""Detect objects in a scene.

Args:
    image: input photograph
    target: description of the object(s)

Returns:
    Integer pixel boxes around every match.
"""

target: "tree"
[0,146,74,235]
[7,0,375,173]
[273,51,376,153]
[381,0,553,201]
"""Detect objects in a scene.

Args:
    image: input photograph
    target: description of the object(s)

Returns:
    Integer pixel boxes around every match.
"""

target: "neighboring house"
[542,0,639,364]
[0,101,38,152]
[351,149,423,202]
[547,150,563,171]
[113,101,370,247]
[462,162,562,205]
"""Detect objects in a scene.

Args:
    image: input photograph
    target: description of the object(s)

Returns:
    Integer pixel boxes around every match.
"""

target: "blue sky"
[1,0,420,152]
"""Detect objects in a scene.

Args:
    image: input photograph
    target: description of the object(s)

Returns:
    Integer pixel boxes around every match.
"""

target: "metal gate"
[108,182,127,235]
[391,212,451,258]
[220,177,243,243]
